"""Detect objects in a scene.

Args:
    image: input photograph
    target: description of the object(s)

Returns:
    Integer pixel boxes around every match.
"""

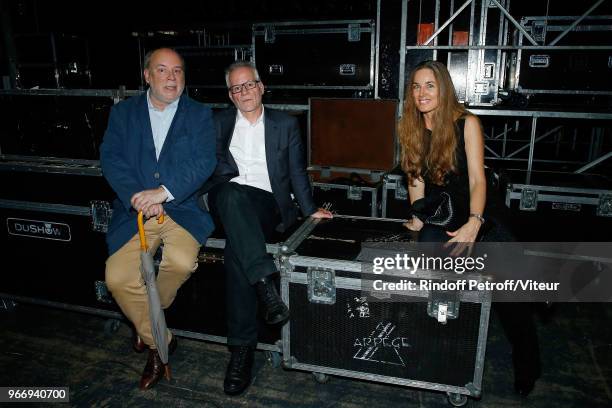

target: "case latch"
[427,291,460,324]
[339,64,356,76]
[394,181,408,200]
[529,55,550,68]
[95,280,114,304]
[483,63,495,79]
[347,186,363,200]
[520,189,538,211]
[268,64,284,75]
[531,20,547,42]
[264,25,276,43]
[307,267,336,305]
[474,82,489,94]
[597,194,612,217]
[90,200,112,233]
[348,24,361,42]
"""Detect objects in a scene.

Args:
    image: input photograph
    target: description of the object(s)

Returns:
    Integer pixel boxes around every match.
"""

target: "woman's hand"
[444,217,482,256]
[403,216,424,232]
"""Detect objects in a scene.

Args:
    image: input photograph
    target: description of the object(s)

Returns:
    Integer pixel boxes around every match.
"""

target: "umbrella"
[137,211,171,380]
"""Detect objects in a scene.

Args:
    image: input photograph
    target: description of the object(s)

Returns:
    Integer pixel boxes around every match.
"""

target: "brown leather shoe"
[139,349,171,390]
[134,333,176,354]
[133,334,147,353]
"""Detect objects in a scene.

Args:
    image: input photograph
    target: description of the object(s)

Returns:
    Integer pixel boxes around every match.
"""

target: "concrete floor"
[1,300,611,408]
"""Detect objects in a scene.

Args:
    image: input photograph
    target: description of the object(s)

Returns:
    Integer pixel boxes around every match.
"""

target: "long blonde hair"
[398,60,467,186]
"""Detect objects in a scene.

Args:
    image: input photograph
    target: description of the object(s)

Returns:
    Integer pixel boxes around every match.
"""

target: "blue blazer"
[200,107,317,231]
[100,93,217,255]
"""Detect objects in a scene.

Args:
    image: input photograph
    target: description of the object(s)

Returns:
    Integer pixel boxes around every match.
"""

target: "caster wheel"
[265,351,282,368]
[447,392,468,407]
[312,372,329,384]
[104,318,121,335]
[0,298,18,312]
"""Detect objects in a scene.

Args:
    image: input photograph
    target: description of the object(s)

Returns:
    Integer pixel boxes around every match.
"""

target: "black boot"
[495,302,541,397]
[255,275,290,325]
[513,348,541,397]
[223,345,254,396]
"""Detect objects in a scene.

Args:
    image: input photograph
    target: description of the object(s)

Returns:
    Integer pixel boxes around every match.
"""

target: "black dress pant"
[210,182,281,347]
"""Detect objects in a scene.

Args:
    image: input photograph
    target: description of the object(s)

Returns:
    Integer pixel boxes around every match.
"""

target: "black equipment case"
[0,155,282,355]
[167,238,282,355]
[14,33,92,89]
[511,15,612,106]
[278,216,492,405]
[503,169,612,216]
[0,157,117,315]
[253,20,375,90]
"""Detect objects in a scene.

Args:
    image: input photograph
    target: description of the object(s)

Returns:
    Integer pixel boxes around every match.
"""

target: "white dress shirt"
[147,89,178,201]
[229,108,273,193]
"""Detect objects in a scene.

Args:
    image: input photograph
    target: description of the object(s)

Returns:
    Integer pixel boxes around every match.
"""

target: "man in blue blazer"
[100,48,216,390]
[200,61,332,395]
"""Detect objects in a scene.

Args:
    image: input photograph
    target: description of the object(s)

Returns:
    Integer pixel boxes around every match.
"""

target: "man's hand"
[310,208,333,219]
[131,187,168,213]
[143,203,165,220]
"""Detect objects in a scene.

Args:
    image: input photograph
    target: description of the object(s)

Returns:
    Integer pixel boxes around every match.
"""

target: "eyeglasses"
[228,80,260,94]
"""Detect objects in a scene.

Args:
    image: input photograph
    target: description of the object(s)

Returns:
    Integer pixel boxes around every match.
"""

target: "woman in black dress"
[398,60,540,396]
[399,60,486,252]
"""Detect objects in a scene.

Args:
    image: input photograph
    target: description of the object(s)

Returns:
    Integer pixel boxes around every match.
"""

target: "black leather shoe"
[255,275,290,325]
[223,345,254,396]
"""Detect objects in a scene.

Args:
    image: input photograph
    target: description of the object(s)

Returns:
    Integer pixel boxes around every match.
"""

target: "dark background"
[2,0,610,93]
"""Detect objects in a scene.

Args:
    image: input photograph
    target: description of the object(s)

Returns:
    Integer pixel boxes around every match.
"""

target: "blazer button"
[154,172,160,179]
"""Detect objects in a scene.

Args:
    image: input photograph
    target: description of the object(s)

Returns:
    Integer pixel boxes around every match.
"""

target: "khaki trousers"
[105,216,200,347]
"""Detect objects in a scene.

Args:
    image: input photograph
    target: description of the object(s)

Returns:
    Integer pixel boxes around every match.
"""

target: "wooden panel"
[310,98,397,171]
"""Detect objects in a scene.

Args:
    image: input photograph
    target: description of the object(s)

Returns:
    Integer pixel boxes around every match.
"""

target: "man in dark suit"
[200,61,332,395]
[100,48,216,390]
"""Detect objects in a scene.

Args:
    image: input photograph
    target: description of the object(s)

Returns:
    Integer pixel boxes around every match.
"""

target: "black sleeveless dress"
[420,117,471,234]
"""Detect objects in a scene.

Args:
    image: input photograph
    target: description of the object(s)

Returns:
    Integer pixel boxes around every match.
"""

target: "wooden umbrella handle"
[137,211,147,251]
[138,210,165,250]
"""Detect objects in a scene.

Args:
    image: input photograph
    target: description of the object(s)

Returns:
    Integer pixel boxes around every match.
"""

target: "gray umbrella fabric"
[137,211,170,368]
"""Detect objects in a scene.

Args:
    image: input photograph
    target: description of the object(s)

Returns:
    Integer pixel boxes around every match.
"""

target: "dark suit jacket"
[200,107,317,231]
[100,93,217,255]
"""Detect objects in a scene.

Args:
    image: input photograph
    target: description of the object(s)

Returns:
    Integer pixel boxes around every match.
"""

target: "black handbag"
[410,192,455,227]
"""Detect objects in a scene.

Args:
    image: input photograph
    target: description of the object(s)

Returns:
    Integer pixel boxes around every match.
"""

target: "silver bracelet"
[469,213,485,224]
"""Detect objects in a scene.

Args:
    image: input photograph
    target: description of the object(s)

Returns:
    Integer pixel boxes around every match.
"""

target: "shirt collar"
[236,106,265,127]
[147,89,180,112]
